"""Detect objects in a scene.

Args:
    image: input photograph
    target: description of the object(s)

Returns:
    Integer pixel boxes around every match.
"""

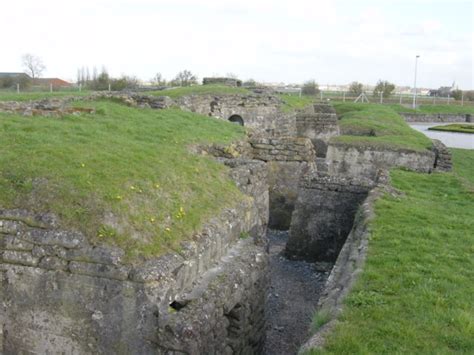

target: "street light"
[412,55,420,109]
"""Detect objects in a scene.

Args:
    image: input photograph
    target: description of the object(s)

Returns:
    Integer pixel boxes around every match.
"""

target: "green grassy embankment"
[428,123,474,134]
[278,94,314,112]
[147,85,250,98]
[0,99,245,260]
[389,104,474,115]
[332,103,433,151]
[0,90,91,102]
[309,149,474,354]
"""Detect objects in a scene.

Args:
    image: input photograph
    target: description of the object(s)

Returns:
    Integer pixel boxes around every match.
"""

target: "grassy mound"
[278,94,314,112]
[310,149,474,354]
[0,90,91,102]
[389,103,474,115]
[147,85,250,98]
[0,100,245,260]
[428,123,474,134]
[332,103,433,151]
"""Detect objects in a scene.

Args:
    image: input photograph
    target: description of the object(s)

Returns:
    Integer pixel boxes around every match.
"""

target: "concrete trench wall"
[285,173,375,262]
[249,137,317,231]
[400,112,470,123]
[299,182,388,352]
[326,142,436,179]
[177,94,297,137]
[296,103,340,158]
[0,159,270,354]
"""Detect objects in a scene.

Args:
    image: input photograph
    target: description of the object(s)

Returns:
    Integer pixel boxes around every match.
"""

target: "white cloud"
[0,0,472,88]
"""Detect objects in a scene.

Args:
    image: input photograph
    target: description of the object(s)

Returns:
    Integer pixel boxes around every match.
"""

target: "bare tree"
[151,73,166,86]
[22,53,46,79]
[173,70,197,87]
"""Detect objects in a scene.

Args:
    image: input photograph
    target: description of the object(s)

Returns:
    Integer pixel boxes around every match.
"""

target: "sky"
[1,0,473,89]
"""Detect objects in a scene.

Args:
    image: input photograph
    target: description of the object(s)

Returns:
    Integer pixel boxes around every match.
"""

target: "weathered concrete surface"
[296,103,340,157]
[0,99,95,117]
[177,94,297,137]
[250,137,317,230]
[299,181,390,353]
[0,159,269,354]
[400,112,470,123]
[286,173,375,262]
[157,238,268,354]
[431,139,453,172]
[326,142,436,179]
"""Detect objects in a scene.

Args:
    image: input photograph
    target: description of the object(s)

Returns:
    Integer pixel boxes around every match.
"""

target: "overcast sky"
[1,0,472,89]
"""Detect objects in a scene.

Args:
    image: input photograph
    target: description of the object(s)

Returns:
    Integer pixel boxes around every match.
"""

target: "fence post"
[380,91,383,104]
[461,93,464,106]
[108,83,111,92]
[447,94,450,105]
[343,91,346,102]
[79,83,82,92]
[320,91,323,101]
[399,93,402,104]
[17,83,20,94]
[50,83,53,93]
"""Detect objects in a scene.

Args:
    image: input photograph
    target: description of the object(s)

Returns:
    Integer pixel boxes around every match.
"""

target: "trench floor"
[264,230,331,355]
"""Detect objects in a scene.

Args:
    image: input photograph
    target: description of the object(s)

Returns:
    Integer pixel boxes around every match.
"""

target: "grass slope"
[147,85,250,98]
[0,90,91,102]
[278,94,314,112]
[332,103,433,151]
[389,104,474,115]
[428,123,474,134]
[310,149,474,354]
[0,100,245,260]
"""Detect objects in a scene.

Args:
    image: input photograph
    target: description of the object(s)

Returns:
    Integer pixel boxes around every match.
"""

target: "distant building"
[33,78,72,89]
[0,72,32,88]
[429,83,456,97]
[0,72,31,79]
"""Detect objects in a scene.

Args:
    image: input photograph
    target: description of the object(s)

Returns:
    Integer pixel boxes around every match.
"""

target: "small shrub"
[302,80,320,96]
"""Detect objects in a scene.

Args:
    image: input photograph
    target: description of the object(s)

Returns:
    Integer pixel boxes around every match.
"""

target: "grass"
[428,123,474,134]
[0,100,246,260]
[278,94,314,112]
[0,90,91,102]
[309,149,474,354]
[147,85,250,98]
[389,104,474,115]
[331,103,433,151]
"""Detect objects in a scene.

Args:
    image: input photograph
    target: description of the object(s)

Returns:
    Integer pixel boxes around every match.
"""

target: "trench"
[261,173,373,354]
[263,230,331,355]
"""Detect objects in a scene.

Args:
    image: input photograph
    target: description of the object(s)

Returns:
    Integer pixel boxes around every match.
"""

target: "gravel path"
[264,230,330,355]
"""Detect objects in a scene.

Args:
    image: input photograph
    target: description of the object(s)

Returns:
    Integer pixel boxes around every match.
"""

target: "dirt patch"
[264,230,331,355]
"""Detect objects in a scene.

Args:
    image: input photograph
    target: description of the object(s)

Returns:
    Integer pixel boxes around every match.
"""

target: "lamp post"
[412,55,420,109]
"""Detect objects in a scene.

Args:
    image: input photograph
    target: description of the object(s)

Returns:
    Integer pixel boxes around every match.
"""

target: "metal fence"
[288,90,474,108]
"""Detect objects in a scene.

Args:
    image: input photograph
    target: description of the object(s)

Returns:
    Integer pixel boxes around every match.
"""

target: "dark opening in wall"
[228,115,244,126]
[225,303,243,340]
[169,300,188,311]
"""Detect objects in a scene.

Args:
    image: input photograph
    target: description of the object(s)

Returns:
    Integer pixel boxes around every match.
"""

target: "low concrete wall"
[286,173,375,262]
[299,179,388,353]
[326,142,435,179]
[400,112,469,123]
[250,137,317,230]
[0,160,269,354]
[296,103,340,157]
[177,94,297,137]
